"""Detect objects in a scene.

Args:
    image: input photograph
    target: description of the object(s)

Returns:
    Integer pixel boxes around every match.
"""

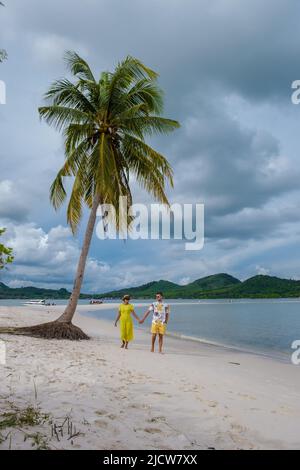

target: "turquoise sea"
[1,298,300,360]
[83,299,300,361]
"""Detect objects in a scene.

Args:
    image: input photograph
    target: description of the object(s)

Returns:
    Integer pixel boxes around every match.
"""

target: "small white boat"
[23,299,46,306]
[89,299,103,305]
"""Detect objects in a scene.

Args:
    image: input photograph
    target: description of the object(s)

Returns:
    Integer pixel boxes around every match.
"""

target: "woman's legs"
[120,340,125,348]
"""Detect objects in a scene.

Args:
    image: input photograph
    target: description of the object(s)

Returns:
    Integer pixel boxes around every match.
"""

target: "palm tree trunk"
[56,193,101,323]
[0,193,101,339]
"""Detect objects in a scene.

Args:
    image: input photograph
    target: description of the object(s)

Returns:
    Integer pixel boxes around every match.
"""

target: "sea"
[1,298,300,361]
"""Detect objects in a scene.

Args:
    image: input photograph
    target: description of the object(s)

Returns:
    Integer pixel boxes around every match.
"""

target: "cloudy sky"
[1,0,300,292]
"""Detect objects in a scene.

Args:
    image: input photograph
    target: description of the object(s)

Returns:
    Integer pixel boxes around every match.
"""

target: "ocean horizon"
[2,298,294,361]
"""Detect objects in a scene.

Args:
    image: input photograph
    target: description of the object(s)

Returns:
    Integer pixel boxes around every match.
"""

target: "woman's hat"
[122,294,131,301]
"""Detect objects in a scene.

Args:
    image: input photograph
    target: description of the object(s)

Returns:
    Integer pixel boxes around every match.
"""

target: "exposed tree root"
[0,321,90,340]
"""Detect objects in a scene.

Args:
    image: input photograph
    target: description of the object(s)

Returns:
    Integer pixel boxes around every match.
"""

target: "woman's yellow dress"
[119,303,134,342]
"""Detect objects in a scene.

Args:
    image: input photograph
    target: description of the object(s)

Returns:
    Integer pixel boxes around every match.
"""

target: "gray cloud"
[1,0,300,288]
[0,180,29,222]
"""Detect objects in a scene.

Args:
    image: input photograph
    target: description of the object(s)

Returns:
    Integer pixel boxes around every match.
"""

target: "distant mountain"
[219,275,300,299]
[101,274,300,299]
[1,274,300,299]
[101,273,241,298]
[99,280,181,299]
[0,282,92,300]
[187,273,240,291]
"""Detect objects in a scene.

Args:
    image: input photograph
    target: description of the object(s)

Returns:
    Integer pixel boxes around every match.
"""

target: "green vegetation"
[0,400,82,449]
[0,404,49,431]
[0,283,71,299]
[0,229,14,270]
[0,403,51,450]
[99,273,300,299]
[1,273,300,299]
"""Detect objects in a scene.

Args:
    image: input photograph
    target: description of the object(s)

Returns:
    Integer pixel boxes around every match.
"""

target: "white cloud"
[1,222,110,292]
[29,33,89,64]
[255,265,270,276]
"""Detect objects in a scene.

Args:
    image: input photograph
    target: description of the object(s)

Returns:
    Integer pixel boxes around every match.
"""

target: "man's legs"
[151,334,157,352]
[158,334,164,353]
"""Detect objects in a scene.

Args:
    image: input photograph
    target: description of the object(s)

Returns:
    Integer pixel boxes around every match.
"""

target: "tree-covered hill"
[1,274,300,299]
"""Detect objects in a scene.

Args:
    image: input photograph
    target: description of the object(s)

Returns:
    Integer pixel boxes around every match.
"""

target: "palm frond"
[50,169,68,210]
[120,116,180,138]
[67,169,85,233]
[123,134,174,187]
[42,78,96,113]
[64,50,96,82]
[38,106,92,132]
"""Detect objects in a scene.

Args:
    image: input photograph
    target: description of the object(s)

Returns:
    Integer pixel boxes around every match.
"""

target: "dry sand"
[0,304,300,450]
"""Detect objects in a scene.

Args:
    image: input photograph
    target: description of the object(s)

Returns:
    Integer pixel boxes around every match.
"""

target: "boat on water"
[23,299,46,305]
[89,299,103,305]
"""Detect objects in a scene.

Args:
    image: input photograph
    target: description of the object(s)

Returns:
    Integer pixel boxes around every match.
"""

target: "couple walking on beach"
[114,292,170,353]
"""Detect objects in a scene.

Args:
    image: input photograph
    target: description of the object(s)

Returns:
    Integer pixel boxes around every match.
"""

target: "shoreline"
[79,304,291,365]
[2,298,300,302]
[0,299,292,362]
[1,304,300,449]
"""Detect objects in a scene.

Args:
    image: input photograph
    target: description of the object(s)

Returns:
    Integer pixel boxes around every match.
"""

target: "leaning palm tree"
[0,52,179,339]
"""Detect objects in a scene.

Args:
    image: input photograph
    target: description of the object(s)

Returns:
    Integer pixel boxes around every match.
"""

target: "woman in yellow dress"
[114,295,140,349]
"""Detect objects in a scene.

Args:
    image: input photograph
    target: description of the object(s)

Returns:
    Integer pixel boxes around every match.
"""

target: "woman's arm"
[114,310,121,327]
[131,310,140,322]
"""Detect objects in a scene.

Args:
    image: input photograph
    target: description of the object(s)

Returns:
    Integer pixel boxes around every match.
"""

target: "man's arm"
[131,309,140,322]
[165,305,170,324]
[140,308,151,323]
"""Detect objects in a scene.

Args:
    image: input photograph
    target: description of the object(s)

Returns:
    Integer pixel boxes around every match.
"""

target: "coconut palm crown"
[39,52,179,234]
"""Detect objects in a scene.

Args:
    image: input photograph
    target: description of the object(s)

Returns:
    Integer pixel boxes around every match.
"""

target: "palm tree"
[0,52,179,339]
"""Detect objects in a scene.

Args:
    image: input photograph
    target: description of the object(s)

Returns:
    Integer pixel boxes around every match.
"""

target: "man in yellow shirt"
[140,292,170,353]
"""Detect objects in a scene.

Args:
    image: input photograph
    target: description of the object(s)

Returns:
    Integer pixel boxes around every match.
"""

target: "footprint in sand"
[129,403,150,411]
[144,427,163,434]
[207,401,218,408]
[231,422,247,433]
[238,393,256,401]
[152,391,171,398]
[94,419,109,428]
[147,416,166,423]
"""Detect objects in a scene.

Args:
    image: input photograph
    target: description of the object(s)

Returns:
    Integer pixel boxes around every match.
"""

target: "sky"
[1,0,300,293]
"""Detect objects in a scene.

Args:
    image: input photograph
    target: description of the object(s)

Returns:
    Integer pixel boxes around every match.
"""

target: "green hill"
[0,282,90,300]
[101,274,300,299]
[187,273,240,291]
[221,275,300,299]
[100,280,181,299]
[1,274,300,299]
[101,273,241,298]
[0,282,72,299]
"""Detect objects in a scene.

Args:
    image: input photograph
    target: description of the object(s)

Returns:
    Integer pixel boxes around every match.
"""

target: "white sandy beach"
[0,303,300,450]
